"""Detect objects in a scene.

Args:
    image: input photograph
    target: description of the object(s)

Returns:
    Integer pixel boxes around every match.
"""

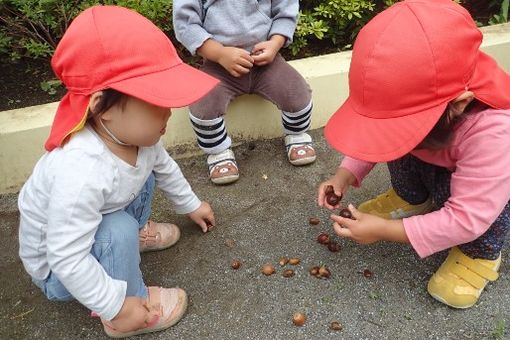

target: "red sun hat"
[45,5,219,151]
[324,0,510,163]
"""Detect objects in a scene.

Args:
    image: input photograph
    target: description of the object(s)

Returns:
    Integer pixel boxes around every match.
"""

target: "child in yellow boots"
[318,0,510,308]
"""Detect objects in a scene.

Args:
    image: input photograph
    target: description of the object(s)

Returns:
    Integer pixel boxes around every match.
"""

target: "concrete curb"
[1,23,509,193]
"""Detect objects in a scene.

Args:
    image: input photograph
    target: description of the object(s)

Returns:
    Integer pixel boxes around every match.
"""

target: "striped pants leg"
[189,113,232,155]
[281,100,313,135]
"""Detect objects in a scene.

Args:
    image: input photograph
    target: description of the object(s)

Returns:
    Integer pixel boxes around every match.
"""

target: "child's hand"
[109,296,157,332]
[187,201,216,233]
[218,47,254,77]
[330,204,409,244]
[251,35,286,66]
[251,40,279,66]
[317,167,356,210]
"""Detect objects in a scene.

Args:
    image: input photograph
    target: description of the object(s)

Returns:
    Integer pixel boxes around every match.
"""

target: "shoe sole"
[211,174,239,185]
[289,155,316,166]
[428,292,476,309]
[104,289,188,338]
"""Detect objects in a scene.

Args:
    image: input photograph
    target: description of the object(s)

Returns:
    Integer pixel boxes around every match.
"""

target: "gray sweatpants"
[189,54,313,154]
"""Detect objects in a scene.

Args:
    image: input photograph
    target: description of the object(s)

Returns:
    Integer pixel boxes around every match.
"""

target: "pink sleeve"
[404,116,510,258]
[339,156,375,187]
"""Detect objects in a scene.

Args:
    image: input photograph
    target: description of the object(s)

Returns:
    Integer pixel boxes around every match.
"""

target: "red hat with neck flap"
[324,0,510,162]
[45,5,219,151]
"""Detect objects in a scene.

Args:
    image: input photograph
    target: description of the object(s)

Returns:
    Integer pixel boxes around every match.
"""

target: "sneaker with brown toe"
[207,148,239,185]
[139,220,180,253]
[102,287,188,338]
[285,133,316,166]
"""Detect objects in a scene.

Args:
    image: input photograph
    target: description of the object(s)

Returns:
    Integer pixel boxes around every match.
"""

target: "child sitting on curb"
[173,0,316,185]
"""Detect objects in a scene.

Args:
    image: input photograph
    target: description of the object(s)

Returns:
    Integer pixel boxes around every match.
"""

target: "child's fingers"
[233,64,250,75]
[238,57,254,68]
[347,204,362,220]
[330,213,355,229]
[240,53,255,63]
[332,222,353,239]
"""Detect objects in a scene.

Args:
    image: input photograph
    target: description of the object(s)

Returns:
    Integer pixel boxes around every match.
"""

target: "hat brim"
[324,98,447,163]
[109,62,219,108]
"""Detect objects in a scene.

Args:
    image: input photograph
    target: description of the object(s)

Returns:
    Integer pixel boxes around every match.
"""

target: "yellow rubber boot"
[358,188,433,219]
[427,247,501,309]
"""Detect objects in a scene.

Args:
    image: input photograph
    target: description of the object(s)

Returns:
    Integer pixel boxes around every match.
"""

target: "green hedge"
[0,0,507,62]
[0,0,391,62]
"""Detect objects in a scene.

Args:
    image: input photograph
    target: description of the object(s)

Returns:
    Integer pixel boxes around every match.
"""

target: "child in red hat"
[173,0,316,185]
[18,5,219,337]
[318,0,510,309]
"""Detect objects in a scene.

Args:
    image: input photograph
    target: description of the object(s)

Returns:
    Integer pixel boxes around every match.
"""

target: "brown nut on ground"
[330,321,343,331]
[317,233,330,245]
[282,269,295,278]
[292,312,306,326]
[309,217,320,225]
[279,257,289,266]
[289,258,301,265]
[363,269,373,278]
[231,259,241,270]
[318,266,331,279]
[327,241,341,253]
[309,266,320,277]
[261,263,275,276]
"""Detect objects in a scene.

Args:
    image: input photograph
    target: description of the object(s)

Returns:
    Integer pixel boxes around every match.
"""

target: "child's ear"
[89,91,104,116]
[449,91,474,118]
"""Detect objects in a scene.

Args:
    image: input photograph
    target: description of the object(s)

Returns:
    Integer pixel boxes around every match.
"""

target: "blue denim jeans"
[33,174,156,301]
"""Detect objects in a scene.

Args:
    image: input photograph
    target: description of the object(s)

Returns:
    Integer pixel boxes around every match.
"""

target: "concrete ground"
[1,128,509,339]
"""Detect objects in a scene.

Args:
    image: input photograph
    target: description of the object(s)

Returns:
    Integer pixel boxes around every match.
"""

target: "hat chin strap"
[99,119,132,146]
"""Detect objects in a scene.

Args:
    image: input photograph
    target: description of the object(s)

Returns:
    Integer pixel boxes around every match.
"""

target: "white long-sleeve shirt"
[18,125,201,320]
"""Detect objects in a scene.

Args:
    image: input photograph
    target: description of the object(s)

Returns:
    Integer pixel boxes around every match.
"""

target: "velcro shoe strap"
[455,254,499,282]
[207,149,237,172]
[285,133,312,147]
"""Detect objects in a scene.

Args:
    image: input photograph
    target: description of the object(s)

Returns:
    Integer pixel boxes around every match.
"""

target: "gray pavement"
[1,128,509,339]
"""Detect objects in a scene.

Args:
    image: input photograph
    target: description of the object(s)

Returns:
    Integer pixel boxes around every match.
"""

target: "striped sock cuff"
[189,112,232,154]
[281,101,313,135]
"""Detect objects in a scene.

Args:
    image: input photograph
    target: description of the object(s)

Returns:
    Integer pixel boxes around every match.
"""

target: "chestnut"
[262,263,275,276]
[231,259,241,270]
[309,266,320,277]
[317,233,330,245]
[282,269,295,278]
[318,266,331,279]
[309,217,320,225]
[325,185,342,206]
[330,321,342,331]
[327,241,341,253]
[279,257,289,266]
[363,269,373,278]
[289,258,301,265]
[339,208,353,219]
[292,312,306,326]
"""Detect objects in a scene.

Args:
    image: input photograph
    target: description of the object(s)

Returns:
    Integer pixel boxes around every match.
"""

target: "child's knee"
[96,211,140,248]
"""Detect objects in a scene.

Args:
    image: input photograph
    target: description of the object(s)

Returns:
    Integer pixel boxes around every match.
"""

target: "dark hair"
[415,99,485,149]
[86,89,126,121]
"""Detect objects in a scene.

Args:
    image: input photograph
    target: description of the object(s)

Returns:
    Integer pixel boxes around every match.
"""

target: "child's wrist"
[269,34,286,49]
